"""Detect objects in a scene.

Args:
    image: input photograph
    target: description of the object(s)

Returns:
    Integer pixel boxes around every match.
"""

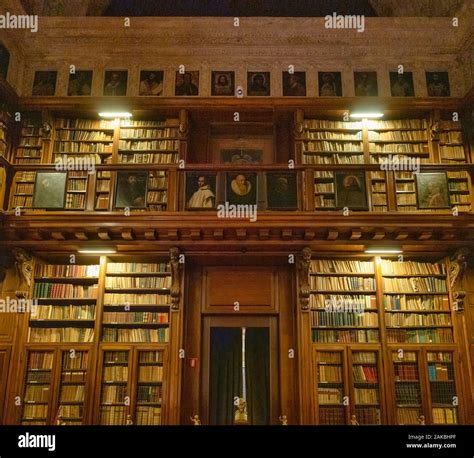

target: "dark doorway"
[209,327,270,425]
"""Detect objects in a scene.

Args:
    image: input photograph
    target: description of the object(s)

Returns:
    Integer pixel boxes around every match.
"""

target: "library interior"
[0,0,473,426]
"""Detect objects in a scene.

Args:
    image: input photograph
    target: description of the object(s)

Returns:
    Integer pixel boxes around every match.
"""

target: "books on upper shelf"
[35,264,99,278]
[311,260,374,274]
[313,329,379,343]
[103,293,170,306]
[382,277,446,293]
[28,328,94,343]
[105,277,171,289]
[33,283,99,299]
[102,328,169,343]
[310,276,375,291]
[106,262,169,274]
[32,304,95,320]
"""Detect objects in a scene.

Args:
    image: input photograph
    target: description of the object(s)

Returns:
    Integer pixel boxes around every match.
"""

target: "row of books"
[312,329,379,343]
[303,154,364,164]
[369,143,428,153]
[25,386,50,402]
[137,386,162,403]
[319,407,345,424]
[304,132,362,140]
[311,259,374,274]
[57,405,83,419]
[99,406,127,425]
[396,408,422,425]
[394,364,418,381]
[55,119,115,129]
[354,407,381,425]
[432,407,457,424]
[304,141,362,152]
[352,352,377,364]
[28,328,94,343]
[102,311,169,324]
[371,182,386,192]
[317,353,342,364]
[383,277,447,293]
[387,329,453,343]
[67,180,88,191]
[136,407,162,425]
[102,328,169,343]
[448,181,469,192]
[139,366,164,382]
[368,131,427,141]
[427,352,452,363]
[139,352,164,364]
[304,120,362,129]
[104,351,128,364]
[103,293,171,305]
[15,183,34,194]
[65,194,86,209]
[372,195,387,205]
[32,305,96,321]
[430,385,455,404]
[451,194,471,204]
[19,137,42,146]
[33,283,98,299]
[21,126,42,136]
[428,364,451,381]
[107,262,169,274]
[120,128,177,139]
[103,366,128,382]
[318,388,341,404]
[61,371,87,383]
[352,366,378,383]
[395,182,415,192]
[385,313,451,327]
[28,352,54,369]
[368,119,428,129]
[148,175,167,188]
[314,182,334,193]
[310,294,376,310]
[317,366,342,383]
[105,277,171,289]
[26,372,51,384]
[396,195,417,205]
[147,191,167,204]
[119,152,179,164]
[354,388,379,404]
[311,311,378,327]
[440,145,465,160]
[310,276,376,291]
[383,294,449,311]
[439,131,463,143]
[23,404,48,419]
[97,180,111,191]
[118,140,179,151]
[60,385,85,402]
[101,385,127,403]
[35,264,99,278]
[395,384,421,403]
[53,142,113,152]
[121,120,168,128]
[56,131,113,141]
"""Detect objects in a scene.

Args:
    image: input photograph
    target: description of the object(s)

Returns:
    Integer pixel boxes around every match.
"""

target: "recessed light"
[350,112,384,119]
[78,249,117,254]
[364,249,403,254]
[98,112,132,118]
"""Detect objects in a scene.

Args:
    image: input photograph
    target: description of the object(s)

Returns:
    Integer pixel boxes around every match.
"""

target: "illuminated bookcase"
[29,264,100,343]
[9,171,36,209]
[118,119,180,164]
[309,259,378,343]
[102,262,171,343]
[14,115,47,165]
[381,259,453,344]
[53,117,115,165]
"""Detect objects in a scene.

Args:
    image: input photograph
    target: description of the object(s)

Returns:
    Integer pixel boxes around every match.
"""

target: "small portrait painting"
[211,71,235,96]
[267,172,297,210]
[335,171,368,210]
[0,43,10,79]
[426,72,450,97]
[247,72,270,96]
[354,71,378,96]
[318,72,342,96]
[32,71,57,96]
[114,171,148,209]
[390,72,415,97]
[175,71,199,96]
[415,173,450,209]
[103,70,128,96]
[282,71,306,96]
[33,172,67,209]
[221,149,262,165]
[67,71,93,96]
[139,70,164,96]
[226,172,257,206]
[186,173,216,210]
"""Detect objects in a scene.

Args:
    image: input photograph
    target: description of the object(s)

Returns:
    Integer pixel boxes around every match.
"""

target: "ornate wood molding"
[11,247,33,299]
[448,247,470,311]
[170,247,181,310]
[298,246,312,312]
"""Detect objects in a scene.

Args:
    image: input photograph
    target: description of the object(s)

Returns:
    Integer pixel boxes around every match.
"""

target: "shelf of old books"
[0,109,10,160]
[438,119,466,163]
[381,259,453,344]
[29,264,100,343]
[102,262,171,343]
[118,119,180,164]
[309,259,379,344]
[14,115,47,165]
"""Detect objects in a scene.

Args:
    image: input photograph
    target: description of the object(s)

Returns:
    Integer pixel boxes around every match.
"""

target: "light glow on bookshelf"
[350,112,384,119]
[98,112,132,118]
[78,249,117,254]
[365,249,403,254]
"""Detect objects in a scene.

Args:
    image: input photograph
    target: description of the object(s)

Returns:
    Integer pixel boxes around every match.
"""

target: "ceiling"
[18,0,467,17]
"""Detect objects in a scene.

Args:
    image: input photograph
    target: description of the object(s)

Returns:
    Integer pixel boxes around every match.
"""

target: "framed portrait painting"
[175,71,199,96]
[318,72,342,96]
[226,172,257,206]
[68,70,93,96]
[247,72,270,96]
[32,71,57,96]
[334,171,368,210]
[282,71,306,96]
[211,71,235,96]
[426,72,450,97]
[103,70,128,96]
[354,71,378,96]
[32,172,67,209]
[390,72,415,97]
[139,70,164,96]
[266,172,297,210]
[114,171,148,209]
[415,172,450,209]
[186,172,217,210]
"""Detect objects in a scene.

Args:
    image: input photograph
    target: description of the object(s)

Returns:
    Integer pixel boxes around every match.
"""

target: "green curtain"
[245,327,270,425]
[209,328,242,425]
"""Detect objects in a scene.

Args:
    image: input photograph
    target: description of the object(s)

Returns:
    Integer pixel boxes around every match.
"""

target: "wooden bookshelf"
[447,171,472,212]
[309,259,379,343]
[14,115,47,165]
[118,119,180,164]
[10,171,36,209]
[29,264,100,343]
[438,119,466,163]
[102,262,171,343]
[53,118,115,165]
[381,259,453,344]
[95,170,112,210]
[0,109,10,160]
[369,171,388,212]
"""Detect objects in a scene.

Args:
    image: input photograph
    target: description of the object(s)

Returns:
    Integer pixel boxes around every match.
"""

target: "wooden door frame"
[200,315,279,425]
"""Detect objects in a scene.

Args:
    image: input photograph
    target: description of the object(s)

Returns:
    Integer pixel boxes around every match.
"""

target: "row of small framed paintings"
[30,69,452,97]
[28,170,452,211]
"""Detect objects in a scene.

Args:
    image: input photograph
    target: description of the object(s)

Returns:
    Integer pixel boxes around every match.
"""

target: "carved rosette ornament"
[12,248,34,300]
[447,247,470,312]
[170,247,181,310]
[298,247,312,311]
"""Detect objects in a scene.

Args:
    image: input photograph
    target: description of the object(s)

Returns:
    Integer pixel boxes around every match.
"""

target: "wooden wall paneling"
[303,169,314,212]
[167,169,178,212]
[386,171,397,211]
[0,345,11,424]
[180,266,202,425]
[111,118,120,164]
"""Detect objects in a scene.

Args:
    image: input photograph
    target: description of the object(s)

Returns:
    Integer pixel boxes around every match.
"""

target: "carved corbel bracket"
[298,246,312,311]
[170,247,182,310]
[12,248,33,300]
[448,247,470,312]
